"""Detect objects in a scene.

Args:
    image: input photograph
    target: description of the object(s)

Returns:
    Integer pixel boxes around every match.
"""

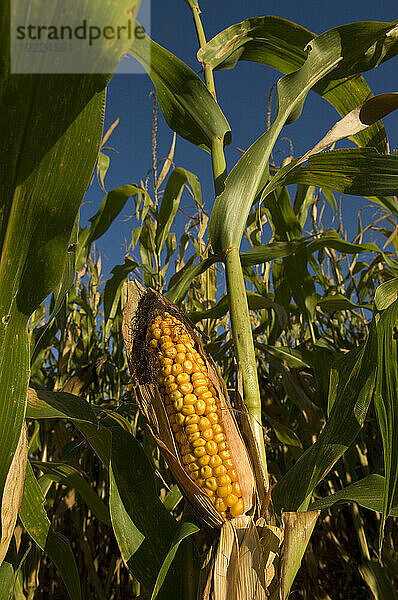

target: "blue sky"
[81,1,398,277]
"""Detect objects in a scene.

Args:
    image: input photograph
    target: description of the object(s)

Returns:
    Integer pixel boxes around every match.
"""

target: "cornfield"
[1,1,398,599]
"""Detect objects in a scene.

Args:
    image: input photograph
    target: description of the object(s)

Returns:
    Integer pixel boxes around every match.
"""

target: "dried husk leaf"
[122,280,256,528]
[232,516,267,600]
[213,519,238,600]
[257,518,283,594]
[201,515,282,600]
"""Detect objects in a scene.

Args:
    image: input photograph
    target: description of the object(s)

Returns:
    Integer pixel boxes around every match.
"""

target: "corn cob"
[146,311,244,519]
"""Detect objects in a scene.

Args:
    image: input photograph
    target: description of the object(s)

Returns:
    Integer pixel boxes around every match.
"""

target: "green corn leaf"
[150,521,200,600]
[0,561,14,600]
[19,462,81,600]
[264,413,303,450]
[77,184,145,269]
[103,258,141,337]
[166,256,218,304]
[156,168,200,255]
[310,474,398,516]
[256,343,311,369]
[240,229,398,274]
[109,464,145,574]
[188,291,284,324]
[199,17,398,151]
[0,0,140,551]
[208,21,398,252]
[31,216,79,364]
[26,388,179,592]
[129,28,231,153]
[272,318,378,514]
[317,294,370,312]
[30,460,110,526]
[208,26,342,251]
[109,427,177,592]
[27,388,97,424]
[359,561,398,600]
[373,280,398,554]
[261,149,398,214]
[280,511,320,600]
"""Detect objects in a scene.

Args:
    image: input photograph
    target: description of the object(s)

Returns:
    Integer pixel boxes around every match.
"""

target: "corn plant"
[1,2,398,599]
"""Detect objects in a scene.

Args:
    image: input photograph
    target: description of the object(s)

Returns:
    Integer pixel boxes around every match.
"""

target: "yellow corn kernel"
[185,423,199,434]
[207,412,219,425]
[216,474,231,487]
[232,482,241,496]
[184,393,197,405]
[217,484,232,498]
[175,352,186,364]
[202,429,214,441]
[215,498,227,513]
[164,347,177,359]
[200,465,212,479]
[175,413,185,426]
[161,365,173,377]
[219,450,231,461]
[174,398,183,412]
[151,327,162,339]
[198,417,210,431]
[194,446,206,458]
[195,399,206,416]
[191,372,206,382]
[192,437,206,448]
[182,360,194,374]
[209,455,222,469]
[182,454,196,465]
[181,405,195,416]
[165,383,178,394]
[179,382,193,395]
[169,390,182,402]
[185,414,200,426]
[198,455,210,466]
[172,363,183,376]
[198,390,213,401]
[176,372,190,384]
[213,433,225,443]
[205,441,218,455]
[194,385,208,396]
[225,494,239,507]
[187,432,200,443]
[213,465,227,477]
[230,498,244,517]
[205,477,217,491]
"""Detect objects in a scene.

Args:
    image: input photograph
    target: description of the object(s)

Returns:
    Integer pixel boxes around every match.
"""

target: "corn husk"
[197,515,283,600]
[122,280,256,528]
